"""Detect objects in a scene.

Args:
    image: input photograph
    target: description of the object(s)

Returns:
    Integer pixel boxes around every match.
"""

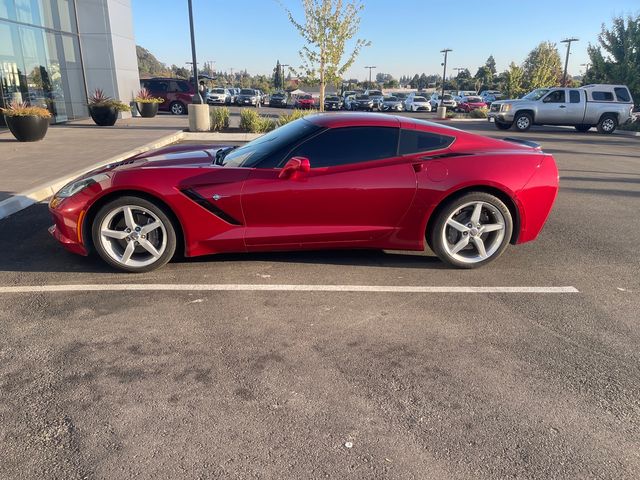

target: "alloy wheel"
[98,205,167,268]
[441,201,506,264]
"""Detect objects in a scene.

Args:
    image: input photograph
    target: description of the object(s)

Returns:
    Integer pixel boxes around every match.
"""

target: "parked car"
[139,77,195,115]
[392,92,408,100]
[236,88,260,107]
[364,89,384,110]
[404,96,431,112]
[256,90,268,105]
[343,95,357,111]
[488,84,635,133]
[350,94,374,111]
[457,96,488,113]
[269,91,289,108]
[380,96,404,112]
[49,113,559,273]
[295,94,316,109]
[429,93,457,110]
[324,95,343,110]
[227,88,238,104]
[207,87,230,105]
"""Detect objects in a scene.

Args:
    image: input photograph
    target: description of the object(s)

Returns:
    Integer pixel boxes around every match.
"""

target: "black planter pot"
[136,102,159,118]
[89,105,118,126]
[5,115,50,142]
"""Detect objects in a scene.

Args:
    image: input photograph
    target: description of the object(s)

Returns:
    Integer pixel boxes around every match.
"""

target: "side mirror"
[279,157,310,179]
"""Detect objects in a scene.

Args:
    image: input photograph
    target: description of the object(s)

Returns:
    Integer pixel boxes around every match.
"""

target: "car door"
[241,126,417,249]
[541,89,568,124]
[565,89,586,123]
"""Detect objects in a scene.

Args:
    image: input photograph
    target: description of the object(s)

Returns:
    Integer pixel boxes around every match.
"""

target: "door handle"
[412,162,424,173]
[559,105,566,108]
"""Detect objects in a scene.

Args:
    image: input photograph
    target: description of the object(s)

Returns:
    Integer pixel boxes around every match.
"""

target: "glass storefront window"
[2,0,77,32]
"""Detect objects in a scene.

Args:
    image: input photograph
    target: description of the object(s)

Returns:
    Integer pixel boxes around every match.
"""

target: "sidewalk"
[0,115,188,203]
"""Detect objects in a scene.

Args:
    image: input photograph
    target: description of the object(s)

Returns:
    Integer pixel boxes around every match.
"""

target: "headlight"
[55,174,108,199]
[502,104,511,112]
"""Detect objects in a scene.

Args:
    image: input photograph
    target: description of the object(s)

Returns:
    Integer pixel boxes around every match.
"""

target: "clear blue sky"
[132,0,639,80]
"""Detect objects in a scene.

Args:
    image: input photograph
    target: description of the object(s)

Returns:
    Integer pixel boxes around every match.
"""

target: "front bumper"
[48,200,89,256]
[381,104,404,111]
[207,97,227,104]
[324,103,341,110]
[238,98,257,105]
[488,111,514,122]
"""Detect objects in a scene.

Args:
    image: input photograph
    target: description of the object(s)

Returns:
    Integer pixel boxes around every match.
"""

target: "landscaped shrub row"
[210,106,230,131]
[239,108,276,133]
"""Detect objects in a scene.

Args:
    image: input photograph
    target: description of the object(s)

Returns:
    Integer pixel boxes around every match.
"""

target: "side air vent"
[180,189,242,225]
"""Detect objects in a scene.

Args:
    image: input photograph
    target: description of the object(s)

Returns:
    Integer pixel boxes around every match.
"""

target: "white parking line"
[0,284,579,294]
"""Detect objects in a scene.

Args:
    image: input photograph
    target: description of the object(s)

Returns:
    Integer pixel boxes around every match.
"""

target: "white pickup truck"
[488,84,634,134]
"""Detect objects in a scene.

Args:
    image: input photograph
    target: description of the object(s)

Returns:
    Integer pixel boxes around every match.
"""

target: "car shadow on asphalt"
[0,203,443,274]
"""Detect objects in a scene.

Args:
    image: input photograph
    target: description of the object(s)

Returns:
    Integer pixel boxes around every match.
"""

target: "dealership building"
[0,0,139,125]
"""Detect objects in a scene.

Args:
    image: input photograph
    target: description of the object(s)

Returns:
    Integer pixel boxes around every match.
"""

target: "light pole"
[281,64,289,90]
[187,0,202,103]
[561,37,579,87]
[440,49,452,108]
[580,62,591,80]
[365,66,376,88]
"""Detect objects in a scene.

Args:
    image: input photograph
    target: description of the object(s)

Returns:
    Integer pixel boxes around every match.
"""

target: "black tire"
[514,112,532,132]
[597,114,617,134]
[574,124,592,133]
[495,121,512,130]
[429,192,513,269]
[169,101,186,115]
[91,196,177,273]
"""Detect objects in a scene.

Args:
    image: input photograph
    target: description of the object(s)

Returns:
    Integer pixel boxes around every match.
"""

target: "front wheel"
[514,112,532,132]
[574,124,592,133]
[92,196,177,273]
[169,101,186,115]
[597,115,617,134]
[429,192,513,269]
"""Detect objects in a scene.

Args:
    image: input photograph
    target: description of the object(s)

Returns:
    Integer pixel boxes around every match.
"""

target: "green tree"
[474,65,494,90]
[283,0,370,111]
[136,45,171,77]
[485,54,497,75]
[409,74,419,88]
[584,15,640,103]
[503,62,526,99]
[523,41,562,89]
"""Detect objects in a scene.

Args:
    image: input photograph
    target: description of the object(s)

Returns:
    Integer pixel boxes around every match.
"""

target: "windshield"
[212,89,225,94]
[466,97,482,103]
[240,89,254,95]
[523,89,550,100]
[325,96,339,101]
[222,119,322,168]
[356,95,369,100]
[300,95,313,100]
[343,91,356,96]
[368,90,382,96]
[443,95,453,100]
[384,96,398,102]
[414,97,427,102]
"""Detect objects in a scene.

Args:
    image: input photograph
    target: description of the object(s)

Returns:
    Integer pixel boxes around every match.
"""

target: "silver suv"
[488,84,634,134]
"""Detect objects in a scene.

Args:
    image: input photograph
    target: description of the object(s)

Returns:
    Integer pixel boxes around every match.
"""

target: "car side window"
[592,91,614,101]
[614,87,631,102]
[399,130,454,155]
[544,90,565,103]
[288,127,399,168]
[569,90,581,103]
[148,81,167,93]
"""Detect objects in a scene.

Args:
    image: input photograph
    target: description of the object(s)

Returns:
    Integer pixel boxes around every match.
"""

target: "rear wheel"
[429,192,513,269]
[495,121,512,130]
[574,124,592,132]
[514,112,532,132]
[92,196,177,273]
[597,115,617,134]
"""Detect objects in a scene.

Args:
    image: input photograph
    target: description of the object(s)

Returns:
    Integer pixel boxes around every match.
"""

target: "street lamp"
[187,0,202,103]
[580,62,591,78]
[561,37,579,87]
[440,48,452,103]
[365,66,376,88]
[281,64,290,90]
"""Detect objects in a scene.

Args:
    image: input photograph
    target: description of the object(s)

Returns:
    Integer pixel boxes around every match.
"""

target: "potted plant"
[134,88,163,118]
[88,88,130,126]
[0,101,51,142]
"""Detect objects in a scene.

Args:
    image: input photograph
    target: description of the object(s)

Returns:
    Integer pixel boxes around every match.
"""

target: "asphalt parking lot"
[1,121,639,479]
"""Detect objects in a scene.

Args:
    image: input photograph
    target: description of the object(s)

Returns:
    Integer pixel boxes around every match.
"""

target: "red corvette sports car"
[49,113,558,273]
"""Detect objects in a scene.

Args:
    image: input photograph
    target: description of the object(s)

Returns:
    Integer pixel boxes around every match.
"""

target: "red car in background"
[294,94,316,109]
[457,96,488,113]
[140,77,195,115]
[49,113,558,273]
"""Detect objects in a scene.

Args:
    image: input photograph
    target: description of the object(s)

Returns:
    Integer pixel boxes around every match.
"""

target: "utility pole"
[187,0,202,103]
[561,37,579,87]
[365,66,376,88]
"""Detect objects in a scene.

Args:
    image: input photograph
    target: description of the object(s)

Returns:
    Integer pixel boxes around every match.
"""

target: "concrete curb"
[181,132,262,141]
[615,129,640,137]
[0,130,185,221]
